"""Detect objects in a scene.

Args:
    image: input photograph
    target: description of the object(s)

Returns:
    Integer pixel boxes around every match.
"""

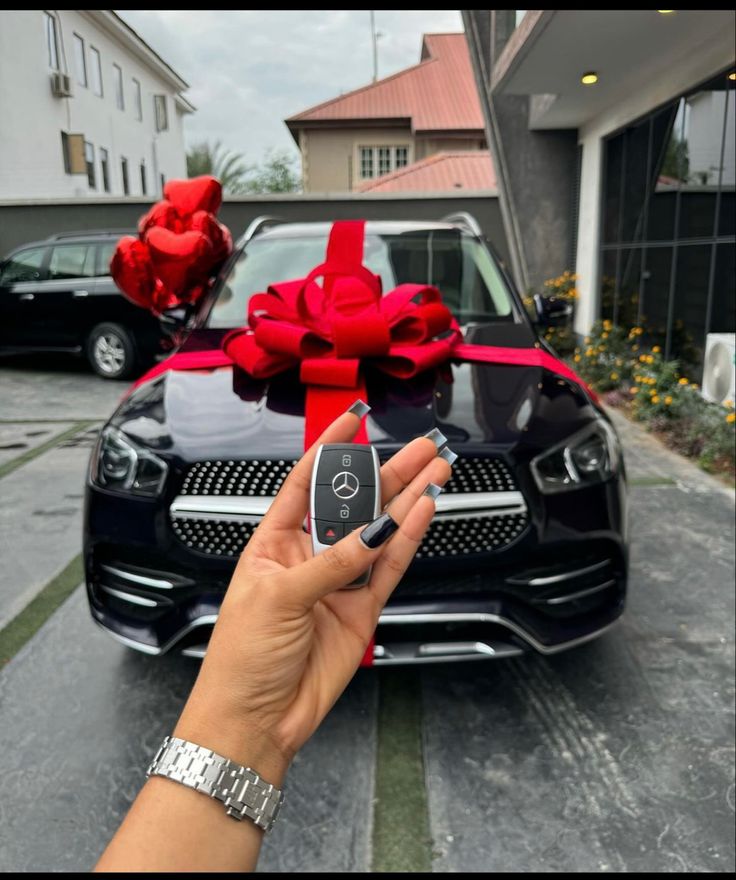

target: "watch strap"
[147,735,284,833]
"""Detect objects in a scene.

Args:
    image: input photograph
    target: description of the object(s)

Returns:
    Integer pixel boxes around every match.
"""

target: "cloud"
[118,10,463,162]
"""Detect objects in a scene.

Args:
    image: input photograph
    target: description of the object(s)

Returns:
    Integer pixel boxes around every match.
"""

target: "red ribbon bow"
[223,220,461,446]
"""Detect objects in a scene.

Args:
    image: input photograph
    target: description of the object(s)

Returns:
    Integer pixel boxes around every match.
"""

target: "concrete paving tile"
[0,587,377,873]
[0,425,98,628]
[422,482,735,873]
[0,422,75,466]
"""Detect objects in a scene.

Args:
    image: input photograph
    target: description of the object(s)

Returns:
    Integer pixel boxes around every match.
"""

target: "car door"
[0,245,50,348]
[32,242,99,348]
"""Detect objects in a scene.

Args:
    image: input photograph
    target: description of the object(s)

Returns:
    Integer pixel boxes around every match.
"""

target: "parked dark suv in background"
[84,216,629,666]
[0,231,163,379]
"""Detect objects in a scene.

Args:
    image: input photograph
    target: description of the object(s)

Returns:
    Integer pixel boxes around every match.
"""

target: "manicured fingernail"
[347,399,371,418]
[422,482,443,500]
[359,512,399,549]
[438,447,458,466]
[423,427,447,450]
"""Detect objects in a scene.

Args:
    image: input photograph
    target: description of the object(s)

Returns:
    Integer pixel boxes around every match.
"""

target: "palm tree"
[186,140,253,194]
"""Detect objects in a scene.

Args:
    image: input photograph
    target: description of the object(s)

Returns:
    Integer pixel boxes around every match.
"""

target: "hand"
[174,404,452,784]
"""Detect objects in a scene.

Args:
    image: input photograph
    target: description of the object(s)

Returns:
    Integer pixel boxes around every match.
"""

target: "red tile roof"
[286,33,484,134]
[357,150,496,193]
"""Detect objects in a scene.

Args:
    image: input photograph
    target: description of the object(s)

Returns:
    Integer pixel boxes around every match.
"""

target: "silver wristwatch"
[147,735,284,833]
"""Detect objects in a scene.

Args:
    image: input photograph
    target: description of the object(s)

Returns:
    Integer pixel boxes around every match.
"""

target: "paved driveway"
[0,359,733,872]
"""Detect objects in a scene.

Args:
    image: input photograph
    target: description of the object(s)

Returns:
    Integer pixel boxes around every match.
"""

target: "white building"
[0,10,194,199]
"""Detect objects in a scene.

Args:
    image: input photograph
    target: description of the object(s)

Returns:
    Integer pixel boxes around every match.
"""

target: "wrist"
[173,701,291,789]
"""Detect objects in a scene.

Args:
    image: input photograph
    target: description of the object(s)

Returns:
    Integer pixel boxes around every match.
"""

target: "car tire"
[86,323,137,380]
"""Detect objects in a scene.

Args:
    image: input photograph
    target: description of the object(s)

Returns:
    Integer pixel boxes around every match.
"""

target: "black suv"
[0,231,163,379]
[84,217,628,665]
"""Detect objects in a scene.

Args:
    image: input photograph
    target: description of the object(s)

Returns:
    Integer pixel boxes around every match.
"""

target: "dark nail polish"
[422,482,443,500]
[438,447,458,466]
[359,512,399,549]
[423,427,447,450]
[347,399,371,418]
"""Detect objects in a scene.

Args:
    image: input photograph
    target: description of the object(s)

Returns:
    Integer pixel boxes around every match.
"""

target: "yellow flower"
[636,327,644,336]
[664,396,673,405]
[603,319,612,331]
[630,386,639,394]
[652,345,661,354]
[724,399,734,409]
[586,348,594,357]
[678,377,689,385]
[646,355,655,364]
[651,395,660,404]
[690,383,698,390]
[610,372,619,381]
[727,413,736,424]
[639,355,647,362]
[615,359,622,366]
[649,389,657,397]
[584,336,591,344]
[574,354,581,363]
[598,344,606,352]
[602,332,609,339]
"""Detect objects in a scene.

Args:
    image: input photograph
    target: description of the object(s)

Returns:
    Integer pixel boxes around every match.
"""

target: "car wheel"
[86,323,137,379]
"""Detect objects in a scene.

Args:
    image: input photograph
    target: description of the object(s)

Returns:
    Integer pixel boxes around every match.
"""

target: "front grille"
[171,456,527,558]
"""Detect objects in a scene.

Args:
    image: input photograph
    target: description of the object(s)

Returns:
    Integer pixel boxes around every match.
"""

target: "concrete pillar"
[574,133,603,335]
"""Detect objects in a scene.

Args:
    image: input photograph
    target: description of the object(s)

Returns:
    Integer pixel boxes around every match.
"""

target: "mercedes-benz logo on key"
[332,471,360,500]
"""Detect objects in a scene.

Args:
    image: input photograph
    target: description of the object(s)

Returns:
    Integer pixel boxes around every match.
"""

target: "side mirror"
[533,293,573,328]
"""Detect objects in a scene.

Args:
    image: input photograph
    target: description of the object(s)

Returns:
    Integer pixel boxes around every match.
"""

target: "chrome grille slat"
[171,456,528,558]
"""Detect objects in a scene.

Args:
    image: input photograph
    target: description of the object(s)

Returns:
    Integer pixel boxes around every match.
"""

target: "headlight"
[91,426,168,497]
[531,420,620,494]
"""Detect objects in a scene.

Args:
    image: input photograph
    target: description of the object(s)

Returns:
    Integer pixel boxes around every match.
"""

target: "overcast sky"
[117,10,463,165]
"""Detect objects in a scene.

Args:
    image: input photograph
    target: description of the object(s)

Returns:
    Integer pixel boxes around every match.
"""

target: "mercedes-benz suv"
[84,217,628,665]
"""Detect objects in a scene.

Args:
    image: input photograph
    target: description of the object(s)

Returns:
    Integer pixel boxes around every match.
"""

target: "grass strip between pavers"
[0,420,96,481]
[0,554,83,667]
[372,668,433,872]
[629,476,677,486]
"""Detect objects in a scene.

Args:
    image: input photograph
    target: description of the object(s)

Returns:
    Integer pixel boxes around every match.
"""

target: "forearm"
[95,703,290,873]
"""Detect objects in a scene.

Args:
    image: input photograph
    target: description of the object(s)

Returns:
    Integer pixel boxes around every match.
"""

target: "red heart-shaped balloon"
[188,210,233,264]
[145,226,214,297]
[110,236,156,309]
[163,176,222,218]
[138,200,183,238]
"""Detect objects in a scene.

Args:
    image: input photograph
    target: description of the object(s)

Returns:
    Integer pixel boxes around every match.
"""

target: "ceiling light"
[581,72,598,86]
[729,72,736,81]
[657,10,675,13]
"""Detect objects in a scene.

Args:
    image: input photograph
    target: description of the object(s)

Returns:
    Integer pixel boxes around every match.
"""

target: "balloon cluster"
[110,175,233,316]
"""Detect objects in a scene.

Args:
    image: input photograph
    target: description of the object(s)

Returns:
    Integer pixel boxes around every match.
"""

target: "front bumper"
[85,472,628,664]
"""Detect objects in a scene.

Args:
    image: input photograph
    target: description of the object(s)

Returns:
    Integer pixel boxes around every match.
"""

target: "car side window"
[0,247,47,284]
[97,241,117,277]
[48,244,96,280]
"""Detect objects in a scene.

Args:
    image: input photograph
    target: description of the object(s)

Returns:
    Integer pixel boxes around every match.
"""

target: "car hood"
[111,325,600,464]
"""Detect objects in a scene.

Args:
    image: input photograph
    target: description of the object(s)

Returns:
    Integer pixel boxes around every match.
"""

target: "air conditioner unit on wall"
[702,333,736,406]
[50,72,73,98]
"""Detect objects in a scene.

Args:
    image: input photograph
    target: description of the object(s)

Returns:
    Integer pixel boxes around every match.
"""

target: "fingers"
[281,454,451,609]
[379,435,445,507]
[263,404,365,530]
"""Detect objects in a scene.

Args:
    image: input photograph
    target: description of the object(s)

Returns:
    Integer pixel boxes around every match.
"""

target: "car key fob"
[310,443,381,588]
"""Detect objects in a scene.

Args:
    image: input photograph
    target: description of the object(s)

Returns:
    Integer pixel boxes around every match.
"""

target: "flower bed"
[571,320,735,484]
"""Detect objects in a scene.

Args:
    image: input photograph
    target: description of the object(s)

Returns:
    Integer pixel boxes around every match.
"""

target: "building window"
[121,157,129,195]
[100,147,110,193]
[358,145,411,179]
[133,78,142,121]
[84,141,96,188]
[44,12,59,70]
[360,147,374,179]
[154,94,168,132]
[73,33,87,87]
[140,161,147,195]
[599,68,735,377]
[90,46,102,96]
[113,63,124,110]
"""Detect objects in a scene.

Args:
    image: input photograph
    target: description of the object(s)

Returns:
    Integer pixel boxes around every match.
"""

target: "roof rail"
[239,215,286,246]
[46,229,134,240]
[440,212,483,238]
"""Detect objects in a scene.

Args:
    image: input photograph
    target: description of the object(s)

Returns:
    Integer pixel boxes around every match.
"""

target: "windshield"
[206,229,518,329]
